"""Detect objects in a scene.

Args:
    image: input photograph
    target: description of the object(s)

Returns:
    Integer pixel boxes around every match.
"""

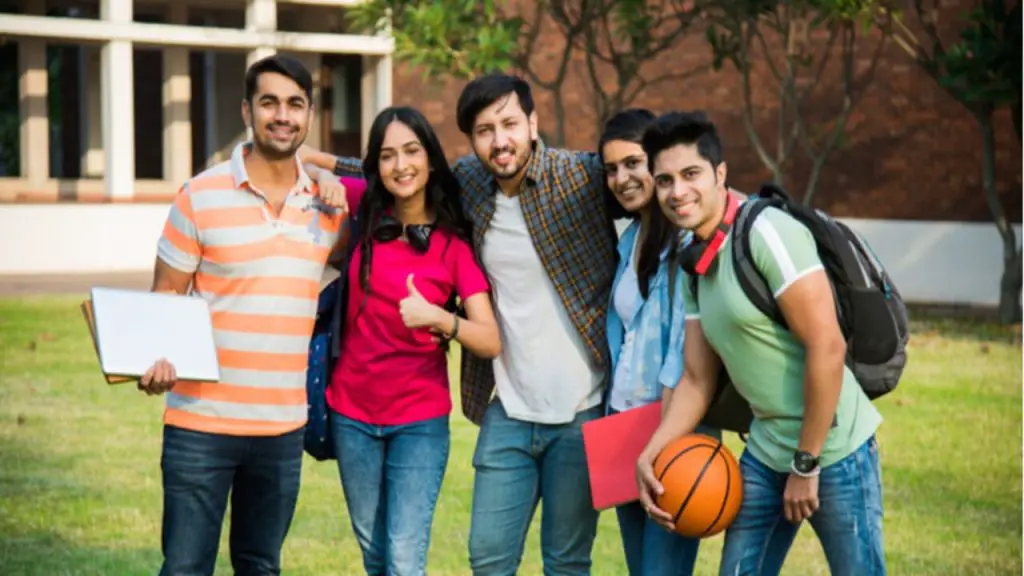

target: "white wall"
[0,204,170,274]
[841,218,1022,307]
[0,205,1020,306]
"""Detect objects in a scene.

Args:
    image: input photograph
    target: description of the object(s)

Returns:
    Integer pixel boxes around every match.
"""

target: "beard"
[485,141,534,180]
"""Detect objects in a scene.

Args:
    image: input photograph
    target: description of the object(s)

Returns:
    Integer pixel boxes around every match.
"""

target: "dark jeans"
[331,411,451,576]
[158,425,304,576]
[468,400,602,576]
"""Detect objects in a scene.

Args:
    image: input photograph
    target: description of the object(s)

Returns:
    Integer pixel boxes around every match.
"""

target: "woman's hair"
[597,108,674,299]
[355,106,473,328]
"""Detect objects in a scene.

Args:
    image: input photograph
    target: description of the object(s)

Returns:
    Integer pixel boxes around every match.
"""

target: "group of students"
[140,52,887,576]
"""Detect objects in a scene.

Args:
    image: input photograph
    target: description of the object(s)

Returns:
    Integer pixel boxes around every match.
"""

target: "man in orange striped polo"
[138,55,345,576]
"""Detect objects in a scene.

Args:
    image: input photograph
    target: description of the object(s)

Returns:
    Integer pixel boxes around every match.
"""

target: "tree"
[346,0,701,146]
[348,0,582,145]
[887,0,1021,323]
[346,1,522,81]
[704,0,888,205]
[550,0,708,136]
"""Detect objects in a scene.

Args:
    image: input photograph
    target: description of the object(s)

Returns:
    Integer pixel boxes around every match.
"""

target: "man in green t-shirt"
[634,112,886,576]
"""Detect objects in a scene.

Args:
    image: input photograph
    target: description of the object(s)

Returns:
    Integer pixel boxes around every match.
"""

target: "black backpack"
[671,184,910,434]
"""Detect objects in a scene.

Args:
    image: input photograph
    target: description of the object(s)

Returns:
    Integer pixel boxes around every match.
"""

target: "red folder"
[582,401,662,510]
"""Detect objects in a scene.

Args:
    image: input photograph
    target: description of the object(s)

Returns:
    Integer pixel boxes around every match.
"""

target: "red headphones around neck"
[679,191,740,277]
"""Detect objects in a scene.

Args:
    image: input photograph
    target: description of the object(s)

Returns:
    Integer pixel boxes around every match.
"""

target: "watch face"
[794,451,819,473]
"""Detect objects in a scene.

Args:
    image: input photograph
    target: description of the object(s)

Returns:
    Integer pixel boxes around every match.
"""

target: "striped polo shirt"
[156,142,343,436]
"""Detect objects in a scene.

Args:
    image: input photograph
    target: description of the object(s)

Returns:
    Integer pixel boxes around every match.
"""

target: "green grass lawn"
[0,296,1020,575]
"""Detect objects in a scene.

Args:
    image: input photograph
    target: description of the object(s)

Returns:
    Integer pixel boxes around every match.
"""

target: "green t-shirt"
[683,207,882,472]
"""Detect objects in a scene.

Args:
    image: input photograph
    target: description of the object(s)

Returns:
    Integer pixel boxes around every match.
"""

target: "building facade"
[0,0,391,202]
[0,0,1019,307]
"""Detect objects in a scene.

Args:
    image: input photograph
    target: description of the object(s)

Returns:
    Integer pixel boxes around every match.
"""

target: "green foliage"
[704,0,885,72]
[935,0,1017,107]
[610,0,656,48]
[705,24,741,71]
[346,0,523,80]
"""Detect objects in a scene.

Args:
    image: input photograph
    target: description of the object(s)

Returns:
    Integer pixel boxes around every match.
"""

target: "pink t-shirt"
[327,224,490,426]
[339,176,366,215]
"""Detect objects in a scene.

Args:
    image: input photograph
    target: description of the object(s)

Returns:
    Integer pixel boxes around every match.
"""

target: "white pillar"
[163,3,191,183]
[100,0,134,199]
[245,0,277,141]
[375,55,393,112]
[18,0,48,184]
[296,9,325,152]
[245,0,277,68]
[360,55,393,155]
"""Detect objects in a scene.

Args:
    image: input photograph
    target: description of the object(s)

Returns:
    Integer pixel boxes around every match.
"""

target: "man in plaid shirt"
[303,74,618,574]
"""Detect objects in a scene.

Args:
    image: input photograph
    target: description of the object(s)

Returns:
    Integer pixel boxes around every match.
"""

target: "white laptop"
[90,287,220,382]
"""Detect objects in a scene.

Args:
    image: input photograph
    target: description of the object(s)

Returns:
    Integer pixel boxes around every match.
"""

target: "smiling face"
[653,143,728,239]
[242,71,312,160]
[378,120,430,201]
[602,139,654,214]
[468,92,538,180]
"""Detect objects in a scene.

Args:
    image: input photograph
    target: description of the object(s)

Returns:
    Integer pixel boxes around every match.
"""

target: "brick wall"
[391,4,1022,223]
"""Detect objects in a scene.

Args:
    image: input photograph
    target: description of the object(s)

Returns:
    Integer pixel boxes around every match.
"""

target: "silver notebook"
[90,287,220,382]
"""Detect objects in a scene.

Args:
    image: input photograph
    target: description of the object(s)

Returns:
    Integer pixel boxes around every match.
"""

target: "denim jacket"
[605,221,688,413]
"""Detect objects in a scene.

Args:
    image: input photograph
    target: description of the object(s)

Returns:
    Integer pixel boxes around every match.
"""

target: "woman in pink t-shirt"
[326,105,500,575]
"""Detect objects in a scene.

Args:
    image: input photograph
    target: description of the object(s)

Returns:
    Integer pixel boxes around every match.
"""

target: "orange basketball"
[652,433,743,538]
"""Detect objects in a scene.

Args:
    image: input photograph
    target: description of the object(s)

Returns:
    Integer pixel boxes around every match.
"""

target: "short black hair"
[641,111,724,172]
[456,73,535,134]
[244,54,314,105]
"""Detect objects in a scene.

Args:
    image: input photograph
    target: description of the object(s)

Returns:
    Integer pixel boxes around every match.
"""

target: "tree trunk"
[976,109,1022,323]
[803,157,825,206]
[1014,93,1022,144]
[551,90,567,147]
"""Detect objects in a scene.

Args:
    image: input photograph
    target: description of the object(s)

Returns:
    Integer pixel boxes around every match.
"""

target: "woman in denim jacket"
[601,109,719,575]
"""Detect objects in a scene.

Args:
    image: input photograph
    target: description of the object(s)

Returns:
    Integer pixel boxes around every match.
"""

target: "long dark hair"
[598,108,674,299]
[356,106,472,328]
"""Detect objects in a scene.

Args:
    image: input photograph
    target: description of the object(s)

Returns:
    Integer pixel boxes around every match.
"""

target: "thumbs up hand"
[399,273,443,330]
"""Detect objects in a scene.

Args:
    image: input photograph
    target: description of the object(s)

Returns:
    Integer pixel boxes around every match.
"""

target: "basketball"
[652,433,743,538]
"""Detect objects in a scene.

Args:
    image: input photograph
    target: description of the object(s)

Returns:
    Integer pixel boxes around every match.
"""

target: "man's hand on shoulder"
[315,171,349,215]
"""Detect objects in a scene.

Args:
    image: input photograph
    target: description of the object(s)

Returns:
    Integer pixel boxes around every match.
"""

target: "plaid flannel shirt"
[333,140,619,425]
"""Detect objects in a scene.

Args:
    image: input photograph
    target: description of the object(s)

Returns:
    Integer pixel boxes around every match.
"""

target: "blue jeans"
[616,502,700,576]
[614,421,718,576]
[331,411,450,576]
[468,400,601,576]
[719,435,886,576]
[159,424,303,576]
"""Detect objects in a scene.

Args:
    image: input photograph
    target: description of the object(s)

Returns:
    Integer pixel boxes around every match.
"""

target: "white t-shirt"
[481,193,604,424]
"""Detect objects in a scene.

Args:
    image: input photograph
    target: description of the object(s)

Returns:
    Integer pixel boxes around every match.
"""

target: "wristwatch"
[791,450,820,476]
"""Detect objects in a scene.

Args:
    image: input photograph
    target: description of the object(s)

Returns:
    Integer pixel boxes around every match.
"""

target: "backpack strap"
[731,190,788,329]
